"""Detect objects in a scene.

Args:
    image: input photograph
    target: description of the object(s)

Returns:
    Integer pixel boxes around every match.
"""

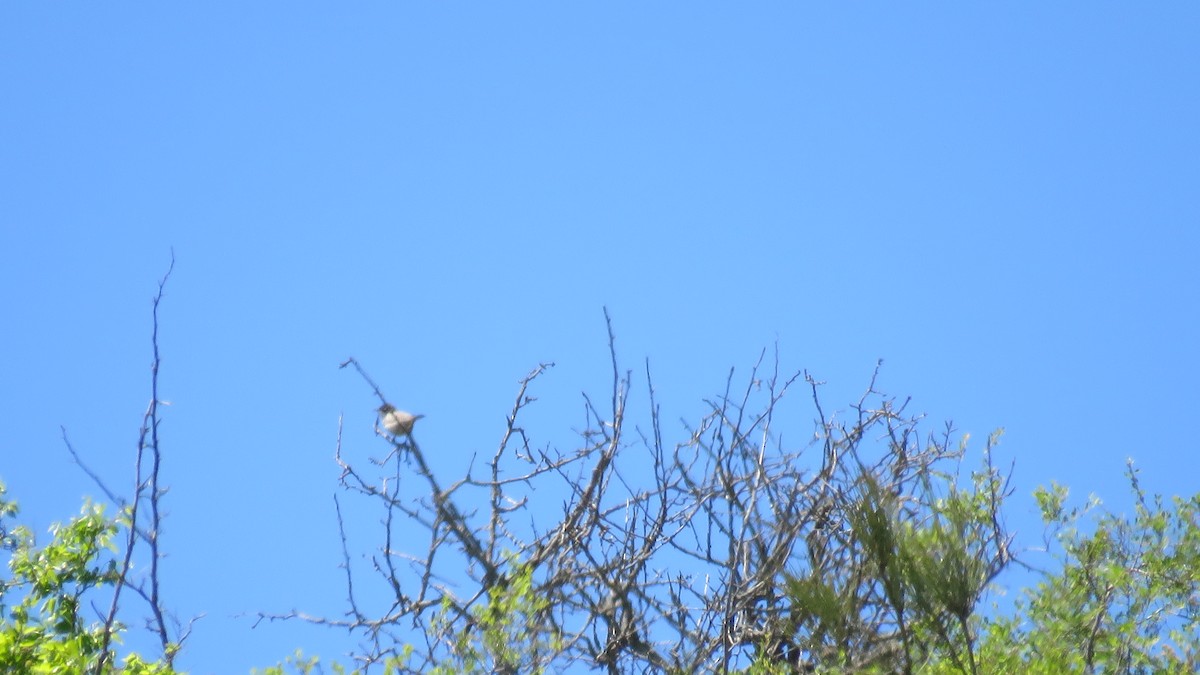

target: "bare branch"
[272,312,1011,673]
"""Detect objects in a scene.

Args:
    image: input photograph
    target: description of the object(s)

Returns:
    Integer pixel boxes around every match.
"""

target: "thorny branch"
[264,309,1012,673]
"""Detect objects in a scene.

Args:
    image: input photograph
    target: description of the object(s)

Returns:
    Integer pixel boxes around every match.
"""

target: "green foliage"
[251,649,321,675]
[897,445,1013,674]
[429,559,562,675]
[765,433,1200,674]
[0,480,177,674]
[775,431,1012,673]
[969,463,1200,674]
[252,648,414,675]
[817,457,1200,675]
[256,558,563,675]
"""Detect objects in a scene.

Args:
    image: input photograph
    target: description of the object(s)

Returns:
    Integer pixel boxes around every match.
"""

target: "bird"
[378,403,424,437]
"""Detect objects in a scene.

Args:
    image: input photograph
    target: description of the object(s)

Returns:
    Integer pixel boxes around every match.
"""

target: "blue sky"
[2,3,1198,673]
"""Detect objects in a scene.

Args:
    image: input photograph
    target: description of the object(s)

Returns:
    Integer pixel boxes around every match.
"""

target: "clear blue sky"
[2,4,1198,673]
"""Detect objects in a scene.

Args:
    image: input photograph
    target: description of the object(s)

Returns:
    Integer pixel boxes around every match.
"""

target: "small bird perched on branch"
[378,403,424,437]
